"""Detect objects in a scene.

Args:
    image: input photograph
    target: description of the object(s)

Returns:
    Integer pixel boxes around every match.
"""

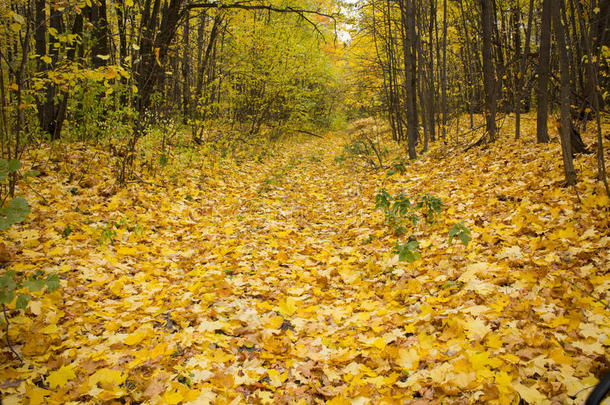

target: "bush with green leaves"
[449,222,471,247]
[386,157,410,177]
[0,159,30,230]
[375,189,470,265]
[336,137,388,169]
[375,190,438,236]
[415,194,443,224]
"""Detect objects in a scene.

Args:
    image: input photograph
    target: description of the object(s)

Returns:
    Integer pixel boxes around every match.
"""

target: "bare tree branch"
[185,2,337,40]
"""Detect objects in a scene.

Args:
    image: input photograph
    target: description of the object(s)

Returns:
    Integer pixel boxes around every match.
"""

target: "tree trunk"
[458,0,474,128]
[427,0,436,144]
[42,4,64,141]
[441,0,448,140]
[515,0,534,139]
[35,0,47,131]
[91,0,110,67]
[536,0,552,143]
[182,15,191,120]
[552,0,577,186]
[400,0,418,159]
[480,0,497,141]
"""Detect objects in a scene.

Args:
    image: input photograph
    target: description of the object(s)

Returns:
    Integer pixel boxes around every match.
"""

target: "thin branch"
[186,2,337,39]
[2,303,22,364]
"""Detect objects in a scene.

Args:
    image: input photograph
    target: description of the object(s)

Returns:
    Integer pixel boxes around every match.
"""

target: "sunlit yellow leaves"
[162,390,184,404]
[89,368,126,387]
[277,296,298,316]
[338,266,360,284]
[266,315,284,329]
[184,387,217,405]
[3,119,609,405]
[371,337,386,350]
[267,369,289,387]
[116,246,139,255]
[124,328,150,345]
[27,386,50,405]
[463,317,491,341]
[198,319,225,332]
[47,365,76,389]
[396,348,420,371]
[512,382,547,404]
[572,339,605,355]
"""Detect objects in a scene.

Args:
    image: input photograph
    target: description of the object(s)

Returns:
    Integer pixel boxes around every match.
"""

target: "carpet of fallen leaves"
[1,116,609,404]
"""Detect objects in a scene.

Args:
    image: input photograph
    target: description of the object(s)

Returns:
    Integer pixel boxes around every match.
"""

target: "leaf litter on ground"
[0,117,609,404]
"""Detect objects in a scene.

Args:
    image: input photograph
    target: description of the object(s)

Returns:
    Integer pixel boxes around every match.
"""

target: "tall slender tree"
[552,0,576,185]
[536,0,552,143]
[480,0,497,141]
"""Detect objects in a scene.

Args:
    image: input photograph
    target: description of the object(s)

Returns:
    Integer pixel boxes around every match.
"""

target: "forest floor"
[0,116,609,404]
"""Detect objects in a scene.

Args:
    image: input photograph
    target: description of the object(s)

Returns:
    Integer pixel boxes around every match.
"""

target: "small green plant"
[375,190,434,236]
[375,190,453,265]
[448,222,471,247]
[375,190,470,266]
[99,223,118,246]
[334,154,348,165]
[98,217,143,246]
[386,157,410,177]
[393,240,421,263]
[0,159,30,230]
[0,271,60,311]
[336,137,388,169]
[415,194,443,224]
[441,280,464,290]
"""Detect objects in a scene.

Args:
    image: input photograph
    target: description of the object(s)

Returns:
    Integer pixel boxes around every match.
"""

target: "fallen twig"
[2,303,22,364]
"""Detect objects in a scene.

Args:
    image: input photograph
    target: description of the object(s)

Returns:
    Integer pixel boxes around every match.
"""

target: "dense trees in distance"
[346,0,608,189]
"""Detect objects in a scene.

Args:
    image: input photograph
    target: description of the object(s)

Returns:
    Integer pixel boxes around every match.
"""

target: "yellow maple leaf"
[124,329,148,346]
[89,368,126,387]
[464,317,491,341]
[326,396,350,405]
[396,348,420,371]
[371,337,386,350]
[495,371,513,394]
[47,365,76,389]
[266,315,284,329]
[27,386,50,405]
[512,382,547,404]
[267,369,289,387]
[277,296,297,316]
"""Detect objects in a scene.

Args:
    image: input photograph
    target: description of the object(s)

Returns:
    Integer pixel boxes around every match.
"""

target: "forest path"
[1,130,609,404]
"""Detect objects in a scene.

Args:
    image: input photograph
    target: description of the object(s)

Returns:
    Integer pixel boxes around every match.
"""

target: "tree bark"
[427,0,436,144]
[441,0,447,140]
[400,0,418,159]
[182,14,191,120]
[552,0,577,186]
[480,0,497,141]
[536,0,552,143]
[91,0,111,67]
[515,0,534,139]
